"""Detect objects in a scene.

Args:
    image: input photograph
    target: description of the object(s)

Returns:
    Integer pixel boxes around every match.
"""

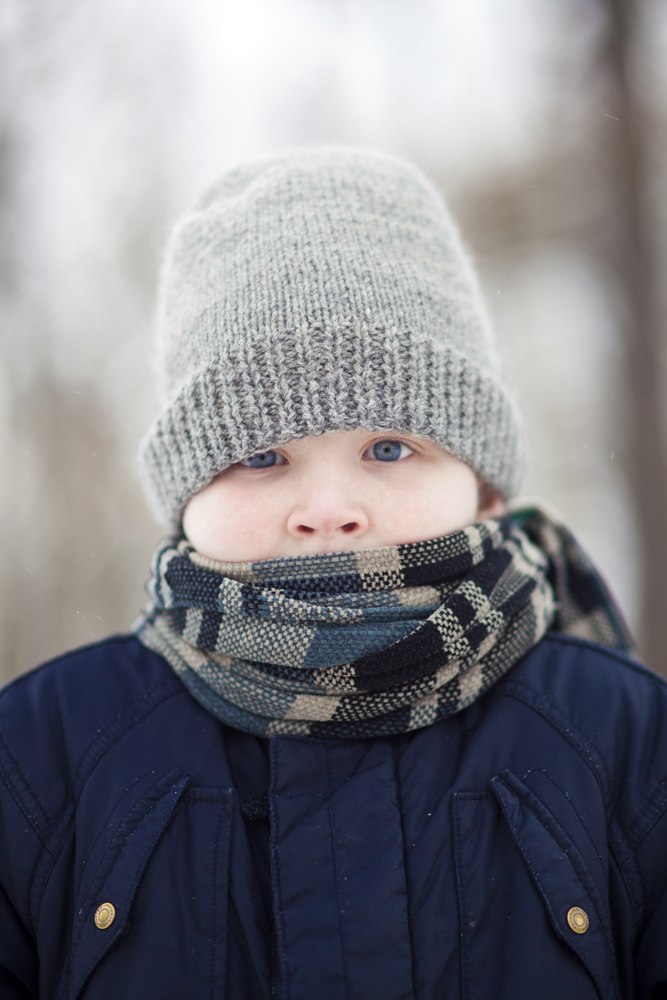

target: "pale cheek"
[380,473,479,543]
[223,496,280,560]
[183,485,279,561]
[404,501,461,540]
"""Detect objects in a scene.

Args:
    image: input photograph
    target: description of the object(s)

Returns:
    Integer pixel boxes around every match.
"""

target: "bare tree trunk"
[604,0,667,671]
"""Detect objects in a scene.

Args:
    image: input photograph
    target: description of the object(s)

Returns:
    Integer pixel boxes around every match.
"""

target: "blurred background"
[1,0,666,684]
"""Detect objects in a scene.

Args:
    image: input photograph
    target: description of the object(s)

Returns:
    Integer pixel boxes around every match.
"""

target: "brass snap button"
[94,902,117,930]
[566,906,589,934]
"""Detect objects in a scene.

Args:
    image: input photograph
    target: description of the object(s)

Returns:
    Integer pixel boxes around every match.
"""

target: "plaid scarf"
[134,505,634,739]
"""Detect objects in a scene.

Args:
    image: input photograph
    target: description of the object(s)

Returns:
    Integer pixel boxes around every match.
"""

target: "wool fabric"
[134,505,634,739]
[139,146,524,528]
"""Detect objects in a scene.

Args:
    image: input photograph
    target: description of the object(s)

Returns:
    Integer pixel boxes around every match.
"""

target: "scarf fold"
[134,504,634,739]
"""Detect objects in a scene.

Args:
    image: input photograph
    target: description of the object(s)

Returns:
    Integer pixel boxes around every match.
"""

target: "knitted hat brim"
[140,324,524,528]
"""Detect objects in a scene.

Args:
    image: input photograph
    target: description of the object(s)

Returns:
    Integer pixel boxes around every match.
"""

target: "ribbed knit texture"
[140,146,525,527]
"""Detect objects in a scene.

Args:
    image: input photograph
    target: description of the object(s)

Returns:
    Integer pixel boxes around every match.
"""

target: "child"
[1,147,666,999]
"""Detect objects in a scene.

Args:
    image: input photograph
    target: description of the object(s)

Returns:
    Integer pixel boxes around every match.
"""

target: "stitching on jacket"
[72,770,158,901]
[536,635,667,845]
[450,793,489,999]
[625,774,667,852]
[72,681,182,794]
[26,838,50,936]
[268,739,289,1000]
[209,804,223,999]
[450,798,467,998]
[223,796,234,997]
[628,839,649,940]
[1,643,187,931]
[521,768,609,891]
[608,844,645,931]
[391,739,418,1000]
[94,776,179,897]
[108,774,182,854]
[28,804,74,935]
[524,763,646,941]
[30,687,188,934]
[63,773,188,999]
[67,773,183,966]
[0,730,54,848]
[620,784,667,945]
[499,677,643,918]
[325,743,351,1000]
[500,641,667,927]
[494,773,621,999]
[506,773,617,950]
[498,679,613,805]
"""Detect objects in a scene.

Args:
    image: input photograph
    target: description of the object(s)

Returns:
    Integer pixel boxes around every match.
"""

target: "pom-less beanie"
[139,146,524,527]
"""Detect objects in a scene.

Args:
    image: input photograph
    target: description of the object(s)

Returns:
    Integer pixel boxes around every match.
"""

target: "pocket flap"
[490,770,620,1000]
[66,770,190,999]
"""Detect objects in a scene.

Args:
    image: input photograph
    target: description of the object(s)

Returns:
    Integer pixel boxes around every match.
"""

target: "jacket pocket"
[64,770,234,1000]
[452,771,620,1000]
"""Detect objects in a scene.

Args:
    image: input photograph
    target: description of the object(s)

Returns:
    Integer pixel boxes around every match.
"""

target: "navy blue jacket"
[1,632,666,999]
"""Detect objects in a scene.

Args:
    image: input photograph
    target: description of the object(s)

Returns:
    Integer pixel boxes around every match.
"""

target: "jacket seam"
[64,774,189,999]
[65,772,183,969]
[500,671,667,856]
[450,795,467,999]
[621,790,667,943]
[71,681,183,795]
[29,687,190,933]
[495,770,621,997]
[0,730,55,849]
[1,677,183,927]
[497,678,646,927]
[210,803,225,999]
[268,740,289,1000]
[520,767,609,892]
[451,792,489,998]
[72,770,160,901]
[391,739,418,1000]
[624,774,667,852]
[509,635,667,851]
[29,804,74,932]
[325,743,351,1000]
[497,680,613,805]
[1,647,184,921]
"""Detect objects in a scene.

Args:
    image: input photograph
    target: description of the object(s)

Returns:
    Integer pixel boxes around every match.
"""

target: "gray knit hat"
[140,146,524,527]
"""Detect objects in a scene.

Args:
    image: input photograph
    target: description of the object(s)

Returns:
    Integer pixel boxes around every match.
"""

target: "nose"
[286,480,370,543]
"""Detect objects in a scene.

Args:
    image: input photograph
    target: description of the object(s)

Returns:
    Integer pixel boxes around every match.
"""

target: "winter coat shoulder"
[1,631,666,999]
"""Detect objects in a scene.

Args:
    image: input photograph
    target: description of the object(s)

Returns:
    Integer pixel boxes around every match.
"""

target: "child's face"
[182,429,504,562]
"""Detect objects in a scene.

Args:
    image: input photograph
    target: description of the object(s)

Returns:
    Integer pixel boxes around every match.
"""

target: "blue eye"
[370,439,412,462]
[240,450,285,469]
